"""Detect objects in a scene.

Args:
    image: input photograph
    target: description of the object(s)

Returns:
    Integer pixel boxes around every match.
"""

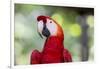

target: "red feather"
[30,50,41,64]
[41,36,64,63]
[63,49,72,62]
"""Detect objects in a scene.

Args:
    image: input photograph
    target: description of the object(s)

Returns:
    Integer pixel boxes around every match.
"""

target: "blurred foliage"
[14,4,94,65]
[69,24,81,37]
[51,13,63,26]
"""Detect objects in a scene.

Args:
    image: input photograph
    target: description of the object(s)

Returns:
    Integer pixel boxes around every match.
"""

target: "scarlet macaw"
[30,15,72,64]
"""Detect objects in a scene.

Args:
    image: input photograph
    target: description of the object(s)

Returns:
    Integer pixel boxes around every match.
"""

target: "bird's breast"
[41,36,64,63]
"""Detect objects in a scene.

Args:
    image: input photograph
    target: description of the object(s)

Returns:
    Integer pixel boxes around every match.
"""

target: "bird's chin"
[38,32,48,39]
[42,34,49,39]
[43,36,47,39]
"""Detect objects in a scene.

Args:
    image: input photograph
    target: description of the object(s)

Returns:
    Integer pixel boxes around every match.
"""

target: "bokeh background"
[14,4,94,65]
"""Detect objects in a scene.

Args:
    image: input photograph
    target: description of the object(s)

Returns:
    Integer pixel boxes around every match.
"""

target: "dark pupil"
[50,21,52,23]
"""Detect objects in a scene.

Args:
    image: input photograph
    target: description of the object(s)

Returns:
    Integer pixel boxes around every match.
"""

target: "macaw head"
[37,15,63,39]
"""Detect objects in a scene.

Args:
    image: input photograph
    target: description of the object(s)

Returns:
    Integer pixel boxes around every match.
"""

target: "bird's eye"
[50,21,52,23]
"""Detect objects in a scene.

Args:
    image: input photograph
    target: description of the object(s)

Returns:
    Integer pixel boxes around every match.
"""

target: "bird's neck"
[44,25,64,48]
[43,35,64,50]
[47,36,64,43]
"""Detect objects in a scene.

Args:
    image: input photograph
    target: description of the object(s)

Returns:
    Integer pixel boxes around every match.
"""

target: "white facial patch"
[46,19,57,36]
[38,20,43,34]
[38,20,47,39]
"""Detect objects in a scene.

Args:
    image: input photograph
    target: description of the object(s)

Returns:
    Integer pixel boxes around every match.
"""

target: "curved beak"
[38,24,50,38]
[42,24,50,38]
[38,32,43,39]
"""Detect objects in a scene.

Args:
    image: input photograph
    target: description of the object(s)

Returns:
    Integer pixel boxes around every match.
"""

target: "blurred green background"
[14,4,94,65]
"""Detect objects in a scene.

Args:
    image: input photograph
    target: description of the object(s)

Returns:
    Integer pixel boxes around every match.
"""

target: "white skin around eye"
[38,20,43,34]
[46,19,57,36]
[38,20,47,39]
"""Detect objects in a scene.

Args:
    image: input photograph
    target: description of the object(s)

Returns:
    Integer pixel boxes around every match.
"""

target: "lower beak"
[38,32,43,38]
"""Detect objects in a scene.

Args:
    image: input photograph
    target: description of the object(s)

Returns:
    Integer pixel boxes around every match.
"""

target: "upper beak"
[42,24,50,38]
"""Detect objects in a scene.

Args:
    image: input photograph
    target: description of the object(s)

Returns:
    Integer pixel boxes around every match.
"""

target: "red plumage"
[30,16,72,64]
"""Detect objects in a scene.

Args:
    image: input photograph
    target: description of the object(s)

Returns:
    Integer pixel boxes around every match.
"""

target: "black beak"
[38,32,43,38]
[42,24,50,37]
